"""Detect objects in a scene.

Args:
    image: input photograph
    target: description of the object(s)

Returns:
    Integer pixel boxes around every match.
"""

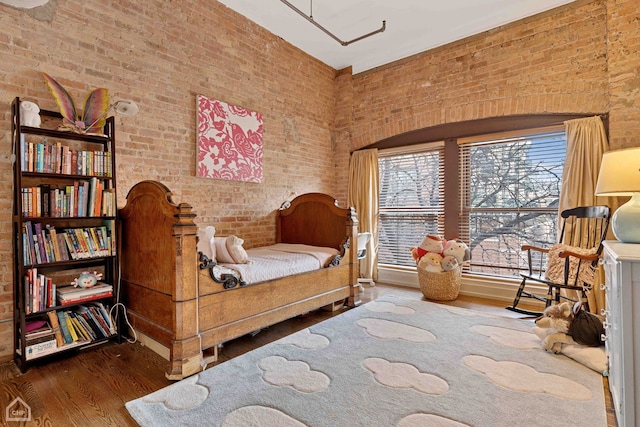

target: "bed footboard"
[119,180,204,379]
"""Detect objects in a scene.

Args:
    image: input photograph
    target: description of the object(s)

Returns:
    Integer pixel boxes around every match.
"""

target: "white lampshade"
[595,147,640,243]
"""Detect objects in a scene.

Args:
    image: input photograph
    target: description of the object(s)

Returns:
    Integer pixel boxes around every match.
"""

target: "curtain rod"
[280,0,386,47]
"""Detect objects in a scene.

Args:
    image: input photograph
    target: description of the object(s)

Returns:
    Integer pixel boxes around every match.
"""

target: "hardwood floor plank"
[0,284,615,426]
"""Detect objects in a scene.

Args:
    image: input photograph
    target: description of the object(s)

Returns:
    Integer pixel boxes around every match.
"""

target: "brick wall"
[0,0,338,360]
[328,0,616,203]
[0,0,637,362]
[606,0,640,149]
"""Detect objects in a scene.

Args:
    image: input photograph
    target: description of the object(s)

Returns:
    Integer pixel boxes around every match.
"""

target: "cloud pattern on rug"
[471,325,540,350]
[276,328,330,349]
[397,413,471,427]
[259,355,330,393]
[141,375,209,410]
[463,355,592,400]
[443,305,499,318]
[222,406,306,427]
[126,296,605,427]
[363,358,449,395]
[356,318,436,343]
[364,300,415,314]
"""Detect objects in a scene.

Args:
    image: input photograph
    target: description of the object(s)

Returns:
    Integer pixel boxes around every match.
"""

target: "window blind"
[378,142,445,267]
[458,127,566,277]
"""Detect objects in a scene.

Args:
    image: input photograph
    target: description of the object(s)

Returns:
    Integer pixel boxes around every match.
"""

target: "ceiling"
[217,0,576,74]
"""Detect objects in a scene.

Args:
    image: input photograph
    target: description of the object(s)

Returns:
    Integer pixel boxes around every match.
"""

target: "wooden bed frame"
[119,180,361,380]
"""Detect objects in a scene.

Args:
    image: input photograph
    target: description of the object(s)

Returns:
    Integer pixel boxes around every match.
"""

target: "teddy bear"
[415,235,444,261]
[20,101,41,127]
[442,240,470,264]
[535,301,604,353]
[418,252,443,272]
[441,255,459,272]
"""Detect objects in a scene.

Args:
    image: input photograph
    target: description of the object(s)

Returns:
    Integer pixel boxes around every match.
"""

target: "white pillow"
[196,226,216,261]
[214,235,249,264]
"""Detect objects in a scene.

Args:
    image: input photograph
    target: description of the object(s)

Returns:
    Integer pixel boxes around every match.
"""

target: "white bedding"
[218,243,339,285]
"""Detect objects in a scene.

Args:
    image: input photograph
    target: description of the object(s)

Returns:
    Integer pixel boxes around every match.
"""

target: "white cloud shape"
[222,405,306,427]
[357,318,436,343]
[471,325,540,350]
[259,355,329,393]
[277,328,330,349]
[397,413,471,427]
[443,305,499,318]
[363,358,449,395]
[364,300,415,315]
[463,355,592,400]
[141,375,209,410]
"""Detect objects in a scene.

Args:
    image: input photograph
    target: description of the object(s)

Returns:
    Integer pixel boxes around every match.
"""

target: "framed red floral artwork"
[197,95,264,183]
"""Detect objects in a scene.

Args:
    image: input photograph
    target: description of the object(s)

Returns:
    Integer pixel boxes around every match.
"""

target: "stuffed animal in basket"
[441,255,460,272]
[535,301,605,354]
[415,235,444,261]
[418,252,443,272]
[443,240,470,264]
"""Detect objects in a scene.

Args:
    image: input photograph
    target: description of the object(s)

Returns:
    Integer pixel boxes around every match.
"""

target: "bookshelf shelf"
[12,97,121,372]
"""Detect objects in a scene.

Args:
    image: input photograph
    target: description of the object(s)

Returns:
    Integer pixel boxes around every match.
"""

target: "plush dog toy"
[535,301,604,353]
[442,240,470,264]
[441,255,460,272]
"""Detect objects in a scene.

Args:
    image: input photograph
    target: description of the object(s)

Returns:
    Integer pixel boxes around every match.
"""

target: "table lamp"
[595,147,640,243]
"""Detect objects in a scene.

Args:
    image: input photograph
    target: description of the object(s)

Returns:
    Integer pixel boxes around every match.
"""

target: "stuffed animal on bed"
[197,226,217,261]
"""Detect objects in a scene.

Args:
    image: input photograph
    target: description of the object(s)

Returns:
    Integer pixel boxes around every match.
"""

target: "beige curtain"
[560,116,617,313]
[348,149,379,281]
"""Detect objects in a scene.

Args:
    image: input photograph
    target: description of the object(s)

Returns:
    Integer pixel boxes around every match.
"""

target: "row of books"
[19,303,116,361]
[21,176,115,218]
[20,137,112,177]
[22,221,115,266]
[24,268,113,314]
[23,268,56,314]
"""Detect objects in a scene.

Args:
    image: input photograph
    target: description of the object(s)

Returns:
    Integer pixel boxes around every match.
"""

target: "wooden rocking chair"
[506,205,610,316]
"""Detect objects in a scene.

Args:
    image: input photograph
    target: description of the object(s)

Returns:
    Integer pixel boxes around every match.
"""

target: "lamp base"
[612,193,640,243]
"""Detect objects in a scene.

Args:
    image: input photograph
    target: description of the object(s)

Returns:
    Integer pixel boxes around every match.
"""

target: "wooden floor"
[0,284,616,426]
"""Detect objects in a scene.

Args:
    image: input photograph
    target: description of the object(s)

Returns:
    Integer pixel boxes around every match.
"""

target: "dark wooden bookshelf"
[11,96,121,373]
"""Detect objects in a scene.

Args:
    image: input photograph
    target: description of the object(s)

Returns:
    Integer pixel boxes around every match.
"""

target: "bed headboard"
[276,192,357,251]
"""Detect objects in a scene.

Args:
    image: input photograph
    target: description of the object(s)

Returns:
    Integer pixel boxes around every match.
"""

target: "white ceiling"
[217,0,575,74]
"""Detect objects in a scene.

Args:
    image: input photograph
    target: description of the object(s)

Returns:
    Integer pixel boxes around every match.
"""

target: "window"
[378,143,445,267]
[377,127,566,278]
[459,127,566,277]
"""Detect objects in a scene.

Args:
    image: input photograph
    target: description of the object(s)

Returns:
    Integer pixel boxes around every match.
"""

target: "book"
[56,311,73,344]
[25,339,57,360]
[94,302,116,334]
[47,310,65,347]
[62,312,79,342]
[56,283,113,302]
[68,312,92,341]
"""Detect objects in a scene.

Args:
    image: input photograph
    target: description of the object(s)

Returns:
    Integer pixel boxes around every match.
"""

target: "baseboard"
[378,266,546,308]
[132,328,170,361]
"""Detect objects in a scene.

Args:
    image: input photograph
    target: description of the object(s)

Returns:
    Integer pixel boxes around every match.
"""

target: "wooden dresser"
[602,240,640,427]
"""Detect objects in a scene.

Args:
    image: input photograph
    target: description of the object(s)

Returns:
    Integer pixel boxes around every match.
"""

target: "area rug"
[125,295,606,427]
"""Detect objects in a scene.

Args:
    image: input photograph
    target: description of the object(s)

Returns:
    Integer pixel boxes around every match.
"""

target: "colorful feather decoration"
[42,73,109,134]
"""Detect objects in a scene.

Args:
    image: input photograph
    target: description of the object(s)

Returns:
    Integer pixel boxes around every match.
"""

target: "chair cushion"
[545,244,597,288]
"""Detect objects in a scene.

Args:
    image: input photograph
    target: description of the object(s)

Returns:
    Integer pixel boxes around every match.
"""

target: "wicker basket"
[418,266,461,301]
